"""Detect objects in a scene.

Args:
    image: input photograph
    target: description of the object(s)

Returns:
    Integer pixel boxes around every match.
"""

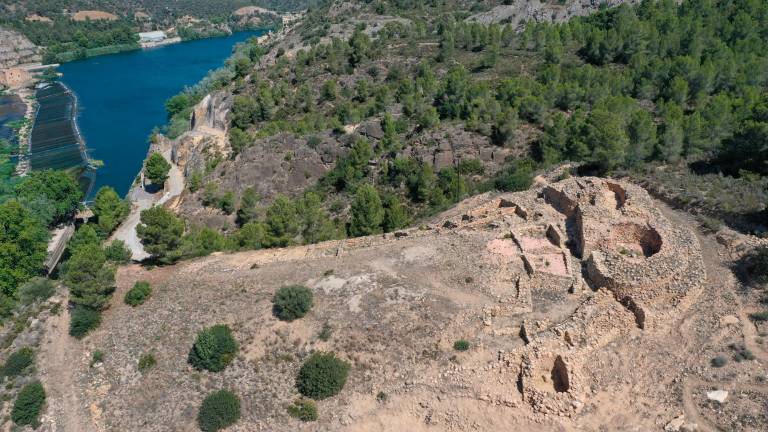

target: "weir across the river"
[28,81,95,196]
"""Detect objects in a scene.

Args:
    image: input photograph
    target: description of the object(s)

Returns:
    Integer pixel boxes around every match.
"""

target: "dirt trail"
[38,300,97,432]
[658,202,768,431]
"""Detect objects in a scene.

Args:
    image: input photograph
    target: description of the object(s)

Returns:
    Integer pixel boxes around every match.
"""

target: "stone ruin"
[433,177,705,416]
[194,176,705,420]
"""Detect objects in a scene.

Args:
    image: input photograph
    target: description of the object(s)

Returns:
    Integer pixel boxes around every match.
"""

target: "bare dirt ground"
[37,299,97,432]
[72,11,117,21]
[658,203,768,432]
[39,178,768,431]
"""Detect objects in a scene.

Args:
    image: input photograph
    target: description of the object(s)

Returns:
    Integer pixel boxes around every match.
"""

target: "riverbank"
[13,86,35,175]
[57,30,264,198]
[49,25,269,64]
[27,81,94,195]
[140,36,182,49]
[52,43,140,64]
[0,85,36,177]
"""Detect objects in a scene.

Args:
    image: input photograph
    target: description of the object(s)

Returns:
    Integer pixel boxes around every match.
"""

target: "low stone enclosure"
[227,176,704,417]
[433,176,705,416]
[222,176,705,419]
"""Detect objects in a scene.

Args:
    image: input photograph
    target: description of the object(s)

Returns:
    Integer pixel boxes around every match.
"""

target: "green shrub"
[138,353,156,372]
[493,158,535,192]
[188,325,238,372]
[453,340,470,351]
[296,352,350,400]
[197,390,241,432]
[735,349,756,362]
[730,343,756,362]
[2,347,34,378]
[90,350,104,367]
[711,356,727,368]
[745,246,768,285]
[11,381,45,427]
[69,307,101,338]
[318,322,332,341]
[698,216,723,233]
[105,240,132,263]
[749,311,768,322]
[124,281,152,307]
[272,285,313,321]
[287,398,318,422]
[18,277,55,305]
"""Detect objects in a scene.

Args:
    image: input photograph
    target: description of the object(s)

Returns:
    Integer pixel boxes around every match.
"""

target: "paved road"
[110,149,184,261]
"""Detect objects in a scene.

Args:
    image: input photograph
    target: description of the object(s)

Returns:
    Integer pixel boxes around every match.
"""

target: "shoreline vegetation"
[48,25,277,65]
[160,32,272,140]
[44,26,275,65]
[0,1,291,66]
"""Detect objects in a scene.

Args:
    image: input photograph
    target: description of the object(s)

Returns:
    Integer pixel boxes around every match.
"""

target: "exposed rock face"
[468,0,641,27]
[177,131,344,229]
[171,92,231,177]
[405,125,520,172]
[170,92,345,229]
[0,27,41,68]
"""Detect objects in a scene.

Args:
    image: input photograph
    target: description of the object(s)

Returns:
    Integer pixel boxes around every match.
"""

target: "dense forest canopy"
[201,0,768,248]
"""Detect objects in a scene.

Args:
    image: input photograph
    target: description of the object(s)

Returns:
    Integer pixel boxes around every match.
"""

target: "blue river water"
[58,31,263,197]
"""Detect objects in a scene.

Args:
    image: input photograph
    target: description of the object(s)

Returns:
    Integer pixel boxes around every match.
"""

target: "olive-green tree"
[144,153,171,186]
[93,186,129,236]
[349,184,384,237]
[136,206,185,263]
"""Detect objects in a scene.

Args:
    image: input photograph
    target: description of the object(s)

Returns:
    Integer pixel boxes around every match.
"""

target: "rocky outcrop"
[0,27,41,68]
[171,92,231,177]
[468,0,641,27]
[177,131,344,230]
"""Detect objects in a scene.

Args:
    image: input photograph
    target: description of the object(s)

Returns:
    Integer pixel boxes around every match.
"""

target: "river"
[57,30,264,198]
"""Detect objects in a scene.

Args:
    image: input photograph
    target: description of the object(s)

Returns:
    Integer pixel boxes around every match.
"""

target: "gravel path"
[110,149,183,261]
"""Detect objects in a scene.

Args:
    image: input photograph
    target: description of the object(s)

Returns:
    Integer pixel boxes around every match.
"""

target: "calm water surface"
[59,31,263,197]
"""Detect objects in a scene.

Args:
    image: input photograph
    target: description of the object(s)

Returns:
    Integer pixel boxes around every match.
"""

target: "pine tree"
[586,109,629,172]
[382,195,409,233]
[349,184,384,237]
[136,206,185,263]
[144,153,171,186]
[380,113,400,153]
[297,192,337,244]
[626,109,657,167]
[93,186,129,236]
[63,244,115,310]
[237,187,260,226]
[265,195,299,247]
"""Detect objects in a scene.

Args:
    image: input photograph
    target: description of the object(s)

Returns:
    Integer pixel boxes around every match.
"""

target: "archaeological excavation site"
[49,176,767,431]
